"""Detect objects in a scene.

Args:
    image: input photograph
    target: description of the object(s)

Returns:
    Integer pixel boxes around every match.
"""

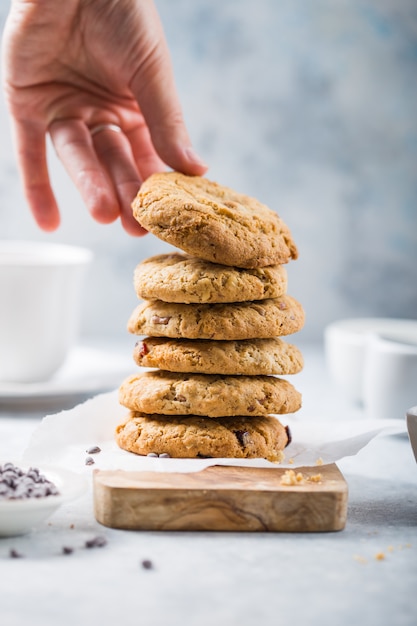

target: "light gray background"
[1,0,416,342]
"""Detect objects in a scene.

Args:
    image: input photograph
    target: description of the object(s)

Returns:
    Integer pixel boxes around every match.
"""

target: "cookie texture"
[133,337,304,376]
[134,253,288,304]
[132,172,298,268]
[127,295,305,340]
[115,412,289,461]
[118,371,302,417]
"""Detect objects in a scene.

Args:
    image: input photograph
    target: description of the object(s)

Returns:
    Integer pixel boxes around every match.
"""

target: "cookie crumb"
[375,552,385,561]
[315,457,324,466]
[309,473,323,483]
[280,469,323,486]
[353,555,367,564]
[280,469,305,486]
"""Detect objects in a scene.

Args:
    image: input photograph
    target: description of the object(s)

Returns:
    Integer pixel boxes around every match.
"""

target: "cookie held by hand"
[132,172,298,268]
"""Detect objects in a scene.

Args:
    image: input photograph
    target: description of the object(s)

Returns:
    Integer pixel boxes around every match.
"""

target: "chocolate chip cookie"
[132,172,298,268]
[118,370,302,417]
[115,412,289,462]
[134,253,288,303]
[133,337,304,376]
[127,295,305,340]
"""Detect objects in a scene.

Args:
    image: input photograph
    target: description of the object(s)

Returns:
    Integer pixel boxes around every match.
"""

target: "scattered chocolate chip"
[62,546,74,555]
[85,536,107,549]
[141,559,153,570]
[285,425,292,447]
[85,456,95,466]
[86,446,101,455]
[9,549,24,558]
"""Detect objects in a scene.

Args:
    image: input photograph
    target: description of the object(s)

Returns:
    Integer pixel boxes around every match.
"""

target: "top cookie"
[134,253,287,304]
[132,172,298,268]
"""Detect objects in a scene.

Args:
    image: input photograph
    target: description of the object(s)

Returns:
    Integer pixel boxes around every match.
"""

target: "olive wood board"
[93,463,348,532]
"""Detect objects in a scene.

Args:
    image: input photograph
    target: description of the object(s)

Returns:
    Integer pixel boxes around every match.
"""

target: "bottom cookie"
[115,412,290,462]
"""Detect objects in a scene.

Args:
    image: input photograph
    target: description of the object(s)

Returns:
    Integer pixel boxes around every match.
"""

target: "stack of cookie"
[115,173,305,462]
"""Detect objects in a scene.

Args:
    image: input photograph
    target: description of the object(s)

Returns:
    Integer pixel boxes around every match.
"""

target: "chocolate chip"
[62,546,74,555]
[285,425,292,447]
[141,559,153,570]
[0,462,60,500]
[147,452,158,458]
[234,430,250,446]
[85,456,95,466]
[137,341,149,357]
[86,446,101,455]
[151,315,171,325]
[9,549,24,558]
[85,536,107,549]
[159,453,170,459]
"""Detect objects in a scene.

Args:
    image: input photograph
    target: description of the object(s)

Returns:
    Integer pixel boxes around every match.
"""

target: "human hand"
[1,0,207,235]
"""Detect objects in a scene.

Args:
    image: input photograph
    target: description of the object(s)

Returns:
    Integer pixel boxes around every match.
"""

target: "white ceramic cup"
[324,318,417,406]
[0,241,92,383]
[363,334,417,420]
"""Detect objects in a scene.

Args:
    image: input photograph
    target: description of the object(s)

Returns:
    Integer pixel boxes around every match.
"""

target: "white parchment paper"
[22,389,407,474]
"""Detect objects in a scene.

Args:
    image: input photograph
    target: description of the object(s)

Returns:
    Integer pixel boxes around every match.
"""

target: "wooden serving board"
[93,464,348,532]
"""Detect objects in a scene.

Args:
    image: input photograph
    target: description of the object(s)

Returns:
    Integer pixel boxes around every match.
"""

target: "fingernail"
[184,147,208,169]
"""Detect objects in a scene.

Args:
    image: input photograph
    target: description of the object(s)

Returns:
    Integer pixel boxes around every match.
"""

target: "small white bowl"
[0,463,87,537]
[324,318,417,405]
